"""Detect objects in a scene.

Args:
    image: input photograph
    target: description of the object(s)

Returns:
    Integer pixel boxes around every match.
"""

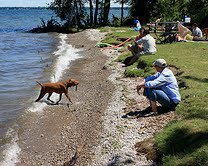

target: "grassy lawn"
[99,27,208,165]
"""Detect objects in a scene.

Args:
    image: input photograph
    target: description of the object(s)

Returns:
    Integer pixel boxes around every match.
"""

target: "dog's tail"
[36,81,43,87]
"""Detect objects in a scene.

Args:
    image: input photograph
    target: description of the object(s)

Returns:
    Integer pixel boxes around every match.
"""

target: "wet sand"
[16,29,113,165]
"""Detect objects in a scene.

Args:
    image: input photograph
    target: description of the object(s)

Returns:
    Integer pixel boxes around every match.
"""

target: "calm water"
[0,7,129,165]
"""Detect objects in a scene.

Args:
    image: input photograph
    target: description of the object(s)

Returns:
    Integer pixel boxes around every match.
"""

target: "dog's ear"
[66,79,74,84]
[66,79,79,86]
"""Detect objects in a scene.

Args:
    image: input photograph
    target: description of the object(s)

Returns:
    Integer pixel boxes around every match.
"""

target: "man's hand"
[136,80,145,94]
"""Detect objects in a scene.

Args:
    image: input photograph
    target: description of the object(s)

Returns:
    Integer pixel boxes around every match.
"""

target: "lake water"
[0,7,129,165]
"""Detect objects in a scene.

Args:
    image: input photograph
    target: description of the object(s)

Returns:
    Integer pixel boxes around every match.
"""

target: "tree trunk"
[121,0,124,25]
[89,0,93,26]
[94,0,99,25]
[103,0,110,25]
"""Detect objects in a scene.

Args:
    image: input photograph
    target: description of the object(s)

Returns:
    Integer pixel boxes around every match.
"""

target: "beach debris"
[63,144,85,166]
[74,45,84,48]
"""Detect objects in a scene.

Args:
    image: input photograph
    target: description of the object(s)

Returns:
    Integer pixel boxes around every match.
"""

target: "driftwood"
[63,144,85,166]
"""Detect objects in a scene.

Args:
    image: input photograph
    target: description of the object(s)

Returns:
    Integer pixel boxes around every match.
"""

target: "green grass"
[155,119,208,165]
[98,27,208,165]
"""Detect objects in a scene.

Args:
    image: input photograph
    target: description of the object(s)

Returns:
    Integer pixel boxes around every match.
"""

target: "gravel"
[16,29,177,166]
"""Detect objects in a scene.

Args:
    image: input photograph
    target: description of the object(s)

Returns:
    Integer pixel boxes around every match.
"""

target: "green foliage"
[154,0,188,21]
[49,0,86,28]
[110,16,121,27]
[187,0,208,25]
[130,0,157,23]
[47,0,208,30]
[150,0,208,24]
[39,17,60,29]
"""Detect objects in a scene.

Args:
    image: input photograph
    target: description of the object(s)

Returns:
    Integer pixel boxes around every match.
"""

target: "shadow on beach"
[122,106,176,118]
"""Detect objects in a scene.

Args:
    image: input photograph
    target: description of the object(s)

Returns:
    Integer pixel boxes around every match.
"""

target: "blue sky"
[0,0,52,7]
[0,0,122,7]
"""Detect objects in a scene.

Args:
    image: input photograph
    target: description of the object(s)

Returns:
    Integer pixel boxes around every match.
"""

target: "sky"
[0,0,122,7]
[0,0,52,7]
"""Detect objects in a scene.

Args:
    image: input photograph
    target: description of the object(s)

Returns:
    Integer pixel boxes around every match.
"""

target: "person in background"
[136,59,181,115]
[147,16,162,31]
[134,17,141,31]
[125,29,156,66]
[192,23,203,38]
[135,27,145,41]
[176,21,191,41]
[155,16,162,24]
[176,22,206,41]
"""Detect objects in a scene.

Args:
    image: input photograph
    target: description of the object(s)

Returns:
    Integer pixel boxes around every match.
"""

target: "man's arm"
[135,35,147,44]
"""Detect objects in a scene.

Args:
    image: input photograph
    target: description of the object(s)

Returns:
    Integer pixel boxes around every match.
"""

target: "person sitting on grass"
[191,23,203,38]
[176,22,206,42]
[136,59,181,115]
[133,17,141,31]
[135,27,145,41]
[124,29,157,66]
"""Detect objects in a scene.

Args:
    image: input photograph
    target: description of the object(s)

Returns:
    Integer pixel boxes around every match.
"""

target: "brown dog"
[203,28,208,40]
[35,78,79,104]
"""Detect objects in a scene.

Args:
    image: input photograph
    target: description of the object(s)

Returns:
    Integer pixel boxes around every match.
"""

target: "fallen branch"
[63,144,85,166]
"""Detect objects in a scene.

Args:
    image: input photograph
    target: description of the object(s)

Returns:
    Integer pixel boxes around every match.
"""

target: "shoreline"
[14,29,177,166]
[16,29,115,166]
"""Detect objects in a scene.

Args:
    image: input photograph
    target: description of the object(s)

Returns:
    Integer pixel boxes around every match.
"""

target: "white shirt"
[136,34,157,54]
[192,27,203,37]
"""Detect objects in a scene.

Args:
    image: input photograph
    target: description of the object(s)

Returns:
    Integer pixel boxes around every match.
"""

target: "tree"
[187,0,208,26]
[103,0,111,24]
[129,0,157,23]
[49,0,86,28]
[153,0,208,25]
[155,0,189,21]
[89,0,94,26]
[94,0,99,25]
[115,0,129,25]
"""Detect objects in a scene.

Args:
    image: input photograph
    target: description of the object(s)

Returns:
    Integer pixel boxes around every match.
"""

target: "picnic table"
[152,21,178,44]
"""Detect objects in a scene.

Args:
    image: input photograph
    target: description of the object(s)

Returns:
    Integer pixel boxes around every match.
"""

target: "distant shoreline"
[0,6,130,9]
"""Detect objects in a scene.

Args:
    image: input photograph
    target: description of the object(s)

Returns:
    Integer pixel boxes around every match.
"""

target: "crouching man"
[137,59,181,114]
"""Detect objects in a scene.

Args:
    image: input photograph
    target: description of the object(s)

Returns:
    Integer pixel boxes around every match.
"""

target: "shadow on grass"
[182,75,208,83]
[156,127,208,164]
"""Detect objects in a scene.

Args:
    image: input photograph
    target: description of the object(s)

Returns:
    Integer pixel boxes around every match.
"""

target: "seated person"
[147,16,162,27]
[192,23,203,38]
[134,17,141,31]
[147,16,164,31]
[135,27,145,41]
[176,22,206,41]
[125,29,157,66]
[137,59,181,114]
[176,21,191,41]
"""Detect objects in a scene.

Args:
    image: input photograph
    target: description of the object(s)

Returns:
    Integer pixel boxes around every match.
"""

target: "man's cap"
[153,59,167,68]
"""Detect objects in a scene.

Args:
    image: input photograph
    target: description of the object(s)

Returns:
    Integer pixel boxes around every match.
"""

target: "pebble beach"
[15,29,177,166]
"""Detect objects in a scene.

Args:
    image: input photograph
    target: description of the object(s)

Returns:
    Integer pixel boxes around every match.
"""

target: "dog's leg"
[35,90,46,102]
[47,93,55,103]
[55,94,62,105]
[64,92,73,104]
